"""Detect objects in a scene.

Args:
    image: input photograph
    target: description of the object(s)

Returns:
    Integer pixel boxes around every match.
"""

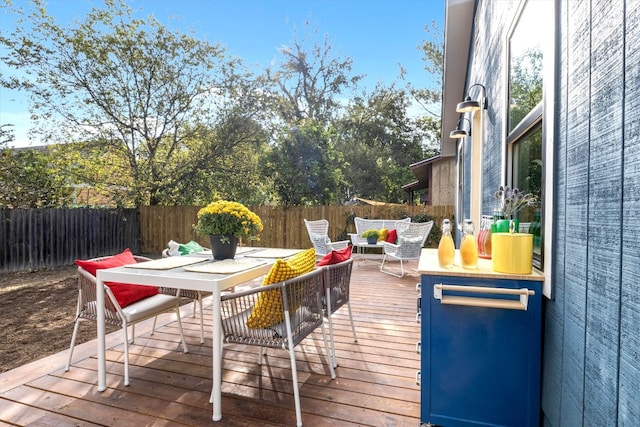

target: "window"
[507,0,549,270]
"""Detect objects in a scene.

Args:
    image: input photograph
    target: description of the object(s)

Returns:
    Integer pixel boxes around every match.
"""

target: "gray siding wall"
[461,1,640,425]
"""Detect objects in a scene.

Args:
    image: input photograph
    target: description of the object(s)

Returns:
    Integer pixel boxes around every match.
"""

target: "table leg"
[96,275,106,392]
[212,287,222,421]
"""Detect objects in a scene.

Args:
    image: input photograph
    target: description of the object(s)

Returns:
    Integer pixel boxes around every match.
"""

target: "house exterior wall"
[431,157,456,206]
[458,1,640,425]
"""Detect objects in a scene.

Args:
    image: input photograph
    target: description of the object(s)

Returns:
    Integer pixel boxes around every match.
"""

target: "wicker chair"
[321,258,357,368]
[219,268,336,427]
[153,248,207,344]
[65,255,188,386]
[380,221,434,277]
[304,219,350,257]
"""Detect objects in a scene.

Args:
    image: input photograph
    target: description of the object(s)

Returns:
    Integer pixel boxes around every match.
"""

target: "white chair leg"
[320,322,336,380]
[380,254,388,272]
[131,324,136,344]
[258,346,265,365]
[122,325,130,386]
[380,255,404,278]
[327,311,337,368]
[151,315,158,335]
[288,344,303,427]
[65,319,81,371]
[174,307,189,353]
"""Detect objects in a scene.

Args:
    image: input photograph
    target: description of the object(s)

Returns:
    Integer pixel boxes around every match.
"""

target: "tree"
[411,21,444,120]
[0,0,267,206]
[263,121,344,205]
[0,124,15,147]
[261,25,359,205]
[336,84,426,202]
[265,25,362,125]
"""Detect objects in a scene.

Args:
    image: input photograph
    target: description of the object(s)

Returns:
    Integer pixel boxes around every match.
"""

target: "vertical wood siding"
[621,1,640,425]
[465,1,640,425]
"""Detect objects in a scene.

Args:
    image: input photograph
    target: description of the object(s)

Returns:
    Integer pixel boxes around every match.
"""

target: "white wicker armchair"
[218,268,336,427]
[304,219,350,256]
[65,255,188,386]
[380,221,434,277]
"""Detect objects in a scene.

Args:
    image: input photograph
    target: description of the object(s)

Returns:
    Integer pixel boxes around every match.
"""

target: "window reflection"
[508,1,544,134]
[508,0,549,269]
[513,124,542,261]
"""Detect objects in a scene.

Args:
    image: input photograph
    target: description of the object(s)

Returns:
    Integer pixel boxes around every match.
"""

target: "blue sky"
[0,0,444,147]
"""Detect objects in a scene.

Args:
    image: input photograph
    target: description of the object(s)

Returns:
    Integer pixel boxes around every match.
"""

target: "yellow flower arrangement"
[194,200,263,242]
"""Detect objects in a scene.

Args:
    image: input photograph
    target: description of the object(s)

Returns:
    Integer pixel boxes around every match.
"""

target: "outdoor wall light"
[449,118,471,139]
[456,83,488,112]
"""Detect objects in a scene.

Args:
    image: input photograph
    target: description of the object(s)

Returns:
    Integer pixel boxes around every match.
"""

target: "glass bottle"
[437,219,455,268]
[460,219,478,269]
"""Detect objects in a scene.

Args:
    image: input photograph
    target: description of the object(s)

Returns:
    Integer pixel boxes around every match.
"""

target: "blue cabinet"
[419,255,543,427]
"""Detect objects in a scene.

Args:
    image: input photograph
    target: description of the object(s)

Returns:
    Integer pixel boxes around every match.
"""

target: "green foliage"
[410,212,441,248]
[0,147,72,208]
[361,229,380,239]
[336,84,425,202]
[264,120,345,205]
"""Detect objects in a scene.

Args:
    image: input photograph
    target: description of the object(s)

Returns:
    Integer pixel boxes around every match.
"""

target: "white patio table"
[352,241,385,263]
[95,247,302,421]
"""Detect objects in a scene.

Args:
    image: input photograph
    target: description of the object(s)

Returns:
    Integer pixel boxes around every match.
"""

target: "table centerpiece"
[194,200,263,260]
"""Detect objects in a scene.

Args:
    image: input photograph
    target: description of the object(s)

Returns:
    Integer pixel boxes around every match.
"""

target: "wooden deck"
[0,257,422,426]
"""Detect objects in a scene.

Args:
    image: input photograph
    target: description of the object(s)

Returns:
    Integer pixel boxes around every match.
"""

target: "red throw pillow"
[76,248,136,276]
[385,229,398,244]
[76,248,159,308]
[318,246,353,266]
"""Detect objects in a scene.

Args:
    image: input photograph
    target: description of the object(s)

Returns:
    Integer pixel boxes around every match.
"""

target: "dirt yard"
[0,265,119,373]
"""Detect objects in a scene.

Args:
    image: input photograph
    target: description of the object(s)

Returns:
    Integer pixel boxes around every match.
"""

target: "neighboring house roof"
[349,197,405,207]
[402,155,442,192]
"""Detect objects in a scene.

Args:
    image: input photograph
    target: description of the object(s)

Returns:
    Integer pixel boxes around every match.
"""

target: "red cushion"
[385,229,398,244]
[318,246,353,266]
[76,248,159,308]
[76,248,136,276]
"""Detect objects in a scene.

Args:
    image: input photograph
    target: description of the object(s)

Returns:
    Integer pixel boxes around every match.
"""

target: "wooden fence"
[0,205,454,272]
[139,204,455,254]
[0,208,140,273]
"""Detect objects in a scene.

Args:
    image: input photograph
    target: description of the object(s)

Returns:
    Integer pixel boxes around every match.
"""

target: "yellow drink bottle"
[438,219,455,268]
[460,219,478,269]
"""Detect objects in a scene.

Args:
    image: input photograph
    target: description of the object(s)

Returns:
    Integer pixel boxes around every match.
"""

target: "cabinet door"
[420,275,542,427]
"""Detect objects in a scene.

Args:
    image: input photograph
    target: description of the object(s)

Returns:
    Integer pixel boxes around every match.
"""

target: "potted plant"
[361,229,381,244]
[492,186,537,274]
[494,186,537,232]
[194,200,263,260]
